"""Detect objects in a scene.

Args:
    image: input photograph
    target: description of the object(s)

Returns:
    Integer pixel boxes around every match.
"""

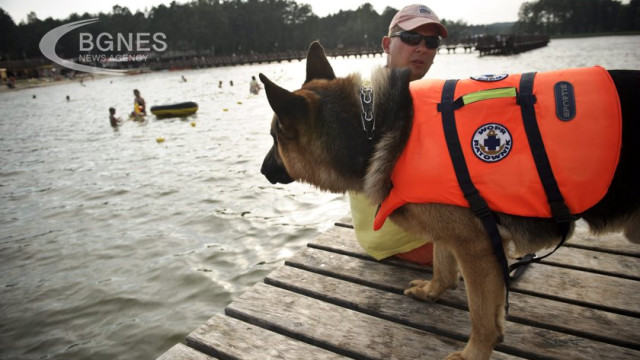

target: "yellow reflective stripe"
[462,87,517,105]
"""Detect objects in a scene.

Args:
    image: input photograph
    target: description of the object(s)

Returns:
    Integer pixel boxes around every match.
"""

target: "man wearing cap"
[384,4,448,81]
[349,4,448,266]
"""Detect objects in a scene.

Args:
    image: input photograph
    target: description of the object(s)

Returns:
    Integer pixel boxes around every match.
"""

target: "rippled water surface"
[1,35,639,360]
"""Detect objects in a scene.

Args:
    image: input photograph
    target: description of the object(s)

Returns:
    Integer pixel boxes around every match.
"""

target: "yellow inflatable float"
[150,102,198,118]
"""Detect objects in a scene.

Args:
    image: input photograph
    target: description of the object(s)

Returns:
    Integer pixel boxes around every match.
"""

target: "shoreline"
[0,75,108,94]
[550,30,640,39]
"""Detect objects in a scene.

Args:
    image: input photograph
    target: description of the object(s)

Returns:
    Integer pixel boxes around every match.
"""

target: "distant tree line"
[1,0,638,62]
[517,0,640,35]
[1,0,395,61]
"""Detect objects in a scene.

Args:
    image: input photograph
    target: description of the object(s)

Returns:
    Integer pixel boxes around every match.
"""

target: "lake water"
[1,35,639,360]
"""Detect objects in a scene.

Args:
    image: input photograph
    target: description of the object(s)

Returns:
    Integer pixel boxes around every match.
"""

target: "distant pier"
[440,43,476,54]
[141,35,549,71]
[146,47,384,71]
[475,34,550,56]
[2,35,551,80]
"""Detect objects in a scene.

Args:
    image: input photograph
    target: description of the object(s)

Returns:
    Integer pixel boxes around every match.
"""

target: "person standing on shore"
[348,4,448,266]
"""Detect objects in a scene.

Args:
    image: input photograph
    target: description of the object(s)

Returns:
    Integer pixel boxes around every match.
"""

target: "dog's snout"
[261,148,294,185]
[261,166,294,185]
[260,163,279,184]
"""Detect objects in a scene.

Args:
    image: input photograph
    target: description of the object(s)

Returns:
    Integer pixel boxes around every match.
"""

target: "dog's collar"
[359,80,375,140]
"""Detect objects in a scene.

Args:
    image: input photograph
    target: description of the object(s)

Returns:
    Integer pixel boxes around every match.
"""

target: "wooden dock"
[158,218,640,360]
[440,43,475,54]
[476,34,550,56]
[145,47,384,71]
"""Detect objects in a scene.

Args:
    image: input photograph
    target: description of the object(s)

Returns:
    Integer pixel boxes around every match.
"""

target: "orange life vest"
[374,66,622,231]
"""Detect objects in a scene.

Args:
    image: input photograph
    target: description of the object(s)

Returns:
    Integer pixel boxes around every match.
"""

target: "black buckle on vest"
[466,192,493,220]
[516,92,537,106]
[437,98,464,113]
[509,253,536,281]
[549,200,574,223]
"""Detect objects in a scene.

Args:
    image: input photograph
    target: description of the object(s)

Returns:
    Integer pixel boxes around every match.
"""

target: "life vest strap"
[436,73,579,313]
[508,72,573,279]
[438,79,512,313]
[517,72,573,223]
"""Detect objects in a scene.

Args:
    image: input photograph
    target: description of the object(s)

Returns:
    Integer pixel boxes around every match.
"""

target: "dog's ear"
[259,73,308,132]
[304,41,336,84]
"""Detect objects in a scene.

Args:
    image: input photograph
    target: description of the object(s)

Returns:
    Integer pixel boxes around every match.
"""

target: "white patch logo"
[470,74,509,82]
[39,19,167,76]
[471,123,512,162]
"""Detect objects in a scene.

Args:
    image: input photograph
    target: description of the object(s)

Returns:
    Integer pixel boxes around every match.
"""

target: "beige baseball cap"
[389,4,448,38]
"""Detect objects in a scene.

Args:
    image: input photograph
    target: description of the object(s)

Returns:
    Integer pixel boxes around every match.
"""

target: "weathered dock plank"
[541,246,640,280]
[227,282,496,360]
[310,226,640,314]
[307,225,640,348]
[186,313,346,359]
[156,343,217,360]
[565,230,640,257]
[157,219,640,359]
[514,262,640,314]
[293,239,640,350]
[265,265,638,359]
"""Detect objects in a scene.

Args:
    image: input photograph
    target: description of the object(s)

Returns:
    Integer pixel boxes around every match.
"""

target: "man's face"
[383,24,440,81]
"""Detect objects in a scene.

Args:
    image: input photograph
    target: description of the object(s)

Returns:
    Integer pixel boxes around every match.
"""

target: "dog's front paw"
[443,351,465,360]
[403,279,444,301]
[408,279,429,288]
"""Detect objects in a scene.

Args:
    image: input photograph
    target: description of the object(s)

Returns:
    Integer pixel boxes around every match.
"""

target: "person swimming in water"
[249,76,261,94]
[131,89,146,116]
[109,107,122,128]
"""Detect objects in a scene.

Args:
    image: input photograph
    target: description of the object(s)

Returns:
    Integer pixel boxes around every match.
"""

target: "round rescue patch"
[470,74,509,82]
[471,123,512,162]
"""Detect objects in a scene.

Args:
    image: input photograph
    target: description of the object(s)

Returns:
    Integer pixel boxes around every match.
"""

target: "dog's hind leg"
[445,236,505,360]
[404,242,459,300]
[623,208,640,243]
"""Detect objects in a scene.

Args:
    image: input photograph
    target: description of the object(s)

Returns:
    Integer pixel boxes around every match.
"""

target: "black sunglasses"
[390,31,440,49]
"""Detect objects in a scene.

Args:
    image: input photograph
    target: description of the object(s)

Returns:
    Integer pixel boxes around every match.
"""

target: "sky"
[1,0,530,25]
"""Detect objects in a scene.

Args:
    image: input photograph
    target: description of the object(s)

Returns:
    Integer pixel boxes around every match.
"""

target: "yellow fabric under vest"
[375,66,622,230]
[349,191,429,260]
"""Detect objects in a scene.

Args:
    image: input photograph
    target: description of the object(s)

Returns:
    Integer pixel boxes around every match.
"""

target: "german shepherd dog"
[259,41,640,360]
